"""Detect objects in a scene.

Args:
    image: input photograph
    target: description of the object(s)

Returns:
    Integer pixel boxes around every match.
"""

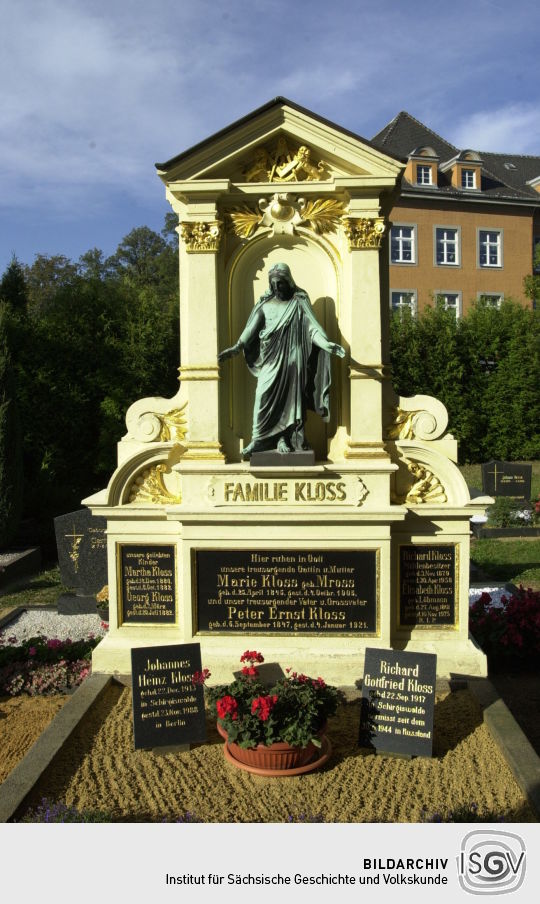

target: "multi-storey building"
[371,111,540,316]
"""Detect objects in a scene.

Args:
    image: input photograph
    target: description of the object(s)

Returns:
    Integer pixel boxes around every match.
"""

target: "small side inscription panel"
[399,544,457,628]
[119,544,176,624]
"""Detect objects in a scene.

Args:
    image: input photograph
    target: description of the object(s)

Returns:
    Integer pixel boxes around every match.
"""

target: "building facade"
[371,112,540,316]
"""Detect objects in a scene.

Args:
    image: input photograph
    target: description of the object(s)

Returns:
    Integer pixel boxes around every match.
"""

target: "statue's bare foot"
[277,437,292,454]
[241,441,255,460]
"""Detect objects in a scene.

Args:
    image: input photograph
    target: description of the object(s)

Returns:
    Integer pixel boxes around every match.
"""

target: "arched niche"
[219,231,342,461]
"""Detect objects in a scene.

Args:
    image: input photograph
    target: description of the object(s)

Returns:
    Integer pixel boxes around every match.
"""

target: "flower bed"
[0,628,107,696]
[469,586,540,667]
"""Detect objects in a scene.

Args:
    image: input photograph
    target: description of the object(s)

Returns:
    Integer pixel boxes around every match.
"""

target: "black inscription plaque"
[399,545,457,628]
[195,548,378,634]
[482,460,532,500]
[120,545,176,624]
[359,647,436,758]
[131,643,207,750]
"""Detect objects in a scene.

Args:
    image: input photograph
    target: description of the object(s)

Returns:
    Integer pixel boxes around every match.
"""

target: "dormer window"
[441,149,483,191]
[405,147,439,189]
[416,165,432,185]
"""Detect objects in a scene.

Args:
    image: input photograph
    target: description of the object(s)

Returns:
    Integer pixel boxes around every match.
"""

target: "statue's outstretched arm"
[312,331,346,358]
[218,340,243,363]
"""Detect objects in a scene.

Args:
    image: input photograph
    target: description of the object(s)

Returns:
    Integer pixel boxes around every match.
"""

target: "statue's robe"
[238,291,332,448]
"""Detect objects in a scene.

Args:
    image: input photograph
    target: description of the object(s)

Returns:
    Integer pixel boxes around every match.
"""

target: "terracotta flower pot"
[217,720,331,776]
[227,738,318,770]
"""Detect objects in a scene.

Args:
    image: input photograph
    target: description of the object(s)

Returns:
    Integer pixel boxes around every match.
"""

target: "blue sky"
[1,0,539,274]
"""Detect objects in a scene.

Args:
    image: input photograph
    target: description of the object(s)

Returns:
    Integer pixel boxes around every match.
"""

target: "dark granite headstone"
[54,509,107,596]
[481,460,532,500]
[131,643,207,750]
[359,648,436,758]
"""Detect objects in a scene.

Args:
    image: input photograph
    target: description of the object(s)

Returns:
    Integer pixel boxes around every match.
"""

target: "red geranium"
[240,650,264,664]
[251,694,278,721]
[241,665,259,678]
[191,668,211,686]
[216,695,238,720]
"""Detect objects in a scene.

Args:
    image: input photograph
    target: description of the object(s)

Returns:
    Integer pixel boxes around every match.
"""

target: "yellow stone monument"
[87,99,491,681]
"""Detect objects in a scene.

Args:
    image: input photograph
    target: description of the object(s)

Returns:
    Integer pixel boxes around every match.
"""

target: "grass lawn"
[460,461,540,590]
[0,567,63,615]
[470,539,540,590]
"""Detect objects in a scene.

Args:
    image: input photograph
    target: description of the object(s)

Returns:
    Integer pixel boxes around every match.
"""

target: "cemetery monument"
[86,98,491,681]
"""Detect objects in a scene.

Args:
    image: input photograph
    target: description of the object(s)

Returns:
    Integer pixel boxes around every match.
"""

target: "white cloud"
[449,105,540,154]
[0,0,539,223]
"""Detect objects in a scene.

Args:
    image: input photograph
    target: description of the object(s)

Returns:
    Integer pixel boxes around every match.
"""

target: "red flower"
[251,694,278,721]
[312,677,326,689]
[192,668,211,686]
[241,665,259,678]
[240,650,264,664]
[28,646,37,657]
[216,695,238,720]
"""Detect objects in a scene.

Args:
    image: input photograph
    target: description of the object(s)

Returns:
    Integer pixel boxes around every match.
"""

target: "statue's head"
[268,263,295,301]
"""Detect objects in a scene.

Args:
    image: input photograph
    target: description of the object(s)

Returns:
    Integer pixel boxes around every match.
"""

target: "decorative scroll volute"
[180,221,223,253]
[343,217,386,250]
[127,403,188,444]
[385,396,449,442]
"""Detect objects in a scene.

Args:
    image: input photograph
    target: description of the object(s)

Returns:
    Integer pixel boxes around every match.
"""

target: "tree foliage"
[390,299,540,462]
[0,301,24,545]
[0,219,179,538]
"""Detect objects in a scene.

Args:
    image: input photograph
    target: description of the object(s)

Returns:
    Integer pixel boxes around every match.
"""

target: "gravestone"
[54,509,107,614]
[359,647,436,758]
[131,642,207,750]
[481,460,532,500]
[87,98,491,681]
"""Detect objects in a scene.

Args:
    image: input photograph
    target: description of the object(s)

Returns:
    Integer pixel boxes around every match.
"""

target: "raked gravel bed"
[0,610,107,645]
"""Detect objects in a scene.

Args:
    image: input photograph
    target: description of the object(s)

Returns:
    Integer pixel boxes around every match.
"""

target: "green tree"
[0,257,28,315]
[0,301,23,546]
[523,243,540,307]
[24,254,79,316]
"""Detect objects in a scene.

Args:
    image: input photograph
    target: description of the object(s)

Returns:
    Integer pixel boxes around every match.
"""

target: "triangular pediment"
[156,97,404,186]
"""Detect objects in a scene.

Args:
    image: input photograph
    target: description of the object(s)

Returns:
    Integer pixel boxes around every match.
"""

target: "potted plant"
[193,650,338,776]
[96,585,109,621]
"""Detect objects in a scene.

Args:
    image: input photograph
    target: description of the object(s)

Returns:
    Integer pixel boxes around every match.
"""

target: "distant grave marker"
[359,648,436,758]
[481,460,532,500]
[131,642,207,750]
[54,509,107,595]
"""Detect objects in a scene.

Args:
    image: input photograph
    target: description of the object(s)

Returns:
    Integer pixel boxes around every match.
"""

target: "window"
[461,168,476,189]
[390,290,417,317]
[478,293,503,308]
[391,225,416,264]
[435,292,462,318]
[416,165,432,185]
[435,227,459,265]
[478,229,502,267]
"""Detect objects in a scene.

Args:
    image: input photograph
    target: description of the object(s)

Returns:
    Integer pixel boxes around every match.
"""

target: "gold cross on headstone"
[487,463,502,490]
[65,526,83,572]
